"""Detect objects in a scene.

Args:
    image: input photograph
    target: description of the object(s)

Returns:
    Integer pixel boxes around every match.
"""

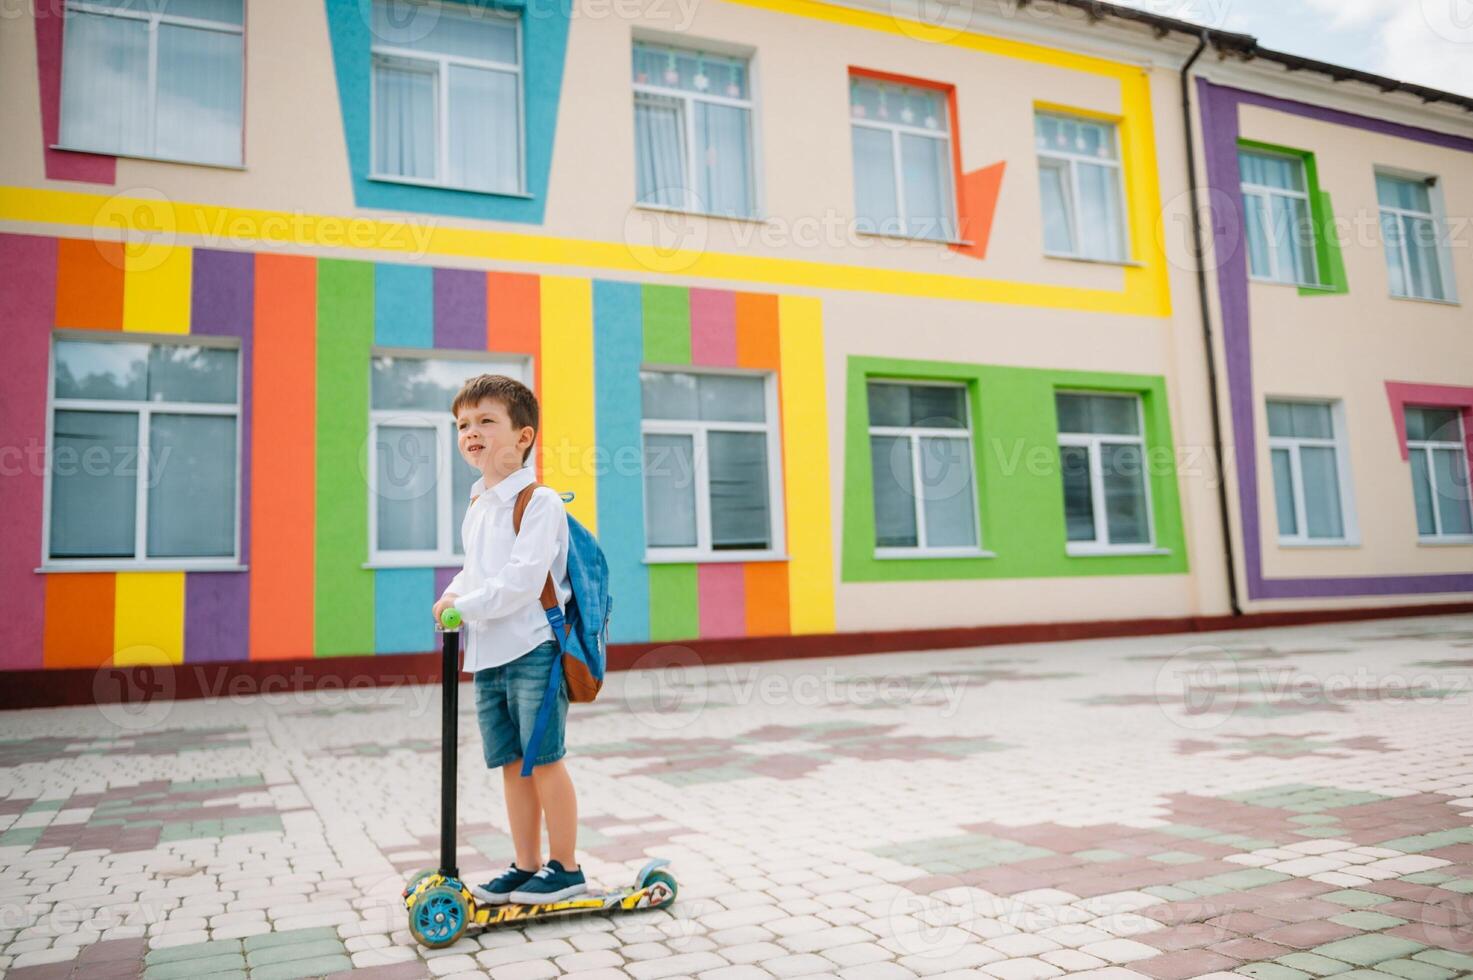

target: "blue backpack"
[513,484,610,777]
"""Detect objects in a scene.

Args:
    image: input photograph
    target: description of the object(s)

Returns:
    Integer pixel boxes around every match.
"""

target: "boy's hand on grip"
[432,595,459,626]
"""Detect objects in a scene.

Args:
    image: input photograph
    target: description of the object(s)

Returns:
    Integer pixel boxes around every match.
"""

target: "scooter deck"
[470,880,665,925]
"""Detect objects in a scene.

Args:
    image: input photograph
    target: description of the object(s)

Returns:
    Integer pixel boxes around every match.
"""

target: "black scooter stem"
[440,627,460,879]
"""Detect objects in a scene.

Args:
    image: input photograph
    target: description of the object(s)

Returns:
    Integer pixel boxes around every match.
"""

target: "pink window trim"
[36,3,118,183]
[1383,381,1473,467]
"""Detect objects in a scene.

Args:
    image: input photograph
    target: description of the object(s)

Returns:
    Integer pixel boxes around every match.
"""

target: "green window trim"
[1236,138,1349,297]
[841,356,1189,583]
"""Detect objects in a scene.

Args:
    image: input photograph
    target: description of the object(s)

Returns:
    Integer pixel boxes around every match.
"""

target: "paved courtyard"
[2,614,1472,980]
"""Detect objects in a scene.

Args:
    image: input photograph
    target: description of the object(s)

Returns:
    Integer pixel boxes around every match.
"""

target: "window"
[849,76,956,241]
[1056,392,1152,551]
[866,382,979,555]
[640,370,783,559]
[1239,149,1318,286]
[1377,173,1449,301]
[1035,113,1127,263]
[370,0,522,194]
[370,354,526,564]
[58,0,245,166]
[1405,407,1472,540]
[632,41,755,218]
[1267,400,1352,543]
[46,337,240,567]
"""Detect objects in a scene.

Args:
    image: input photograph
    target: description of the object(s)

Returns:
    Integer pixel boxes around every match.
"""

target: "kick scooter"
[403,609,678,948]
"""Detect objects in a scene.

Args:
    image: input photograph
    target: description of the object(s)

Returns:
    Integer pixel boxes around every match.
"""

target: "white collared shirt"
[442,465,571,672]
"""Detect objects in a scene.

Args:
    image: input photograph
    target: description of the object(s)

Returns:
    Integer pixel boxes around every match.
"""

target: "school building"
[1,0,1470,699]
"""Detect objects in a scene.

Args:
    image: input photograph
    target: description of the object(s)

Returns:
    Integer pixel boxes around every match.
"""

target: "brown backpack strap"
[513,483,560,614]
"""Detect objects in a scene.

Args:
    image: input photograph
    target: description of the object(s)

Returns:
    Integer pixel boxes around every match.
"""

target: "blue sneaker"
[471,863,536,905]
[508,859,587,904]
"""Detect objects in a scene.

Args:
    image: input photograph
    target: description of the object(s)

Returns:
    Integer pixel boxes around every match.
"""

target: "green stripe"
[641,285,690,365]
[648,564,698,641]
[315,259,376,656]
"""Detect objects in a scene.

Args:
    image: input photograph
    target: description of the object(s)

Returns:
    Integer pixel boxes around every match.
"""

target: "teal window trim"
[324,0,570,223]
[841,356,1189,583]
[1236,138,1349,297]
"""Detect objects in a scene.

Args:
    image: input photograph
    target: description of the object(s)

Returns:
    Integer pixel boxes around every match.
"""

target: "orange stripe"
[487,270,542,473]
[743,562,791,636]
[249,254,317,660]
[735,292,781,370]
[55,238,123,330]
[43,573,116,668]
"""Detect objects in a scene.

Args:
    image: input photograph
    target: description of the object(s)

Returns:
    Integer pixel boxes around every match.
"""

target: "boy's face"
[455,397,533,479]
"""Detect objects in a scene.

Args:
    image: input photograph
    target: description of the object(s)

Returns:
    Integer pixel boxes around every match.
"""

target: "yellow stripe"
[777,295,836,635]
[2,182,1166,316]
[113,572,185,665]
[538,276,598,532]
[123,243,192,333]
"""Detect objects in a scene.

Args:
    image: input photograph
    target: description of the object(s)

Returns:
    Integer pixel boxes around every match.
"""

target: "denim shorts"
[474,640,568,770]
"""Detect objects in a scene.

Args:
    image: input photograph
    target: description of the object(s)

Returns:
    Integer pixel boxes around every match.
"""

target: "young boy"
[432,374,586,905]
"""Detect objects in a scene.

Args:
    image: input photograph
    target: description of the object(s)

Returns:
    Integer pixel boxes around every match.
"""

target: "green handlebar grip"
[440,608,462,630]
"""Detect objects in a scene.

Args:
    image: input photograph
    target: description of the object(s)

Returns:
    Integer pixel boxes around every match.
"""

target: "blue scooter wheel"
[643,870,677,910]
[410,884,469,948]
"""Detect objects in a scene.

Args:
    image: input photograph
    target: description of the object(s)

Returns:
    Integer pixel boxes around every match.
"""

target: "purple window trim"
[1196,78,1473,599]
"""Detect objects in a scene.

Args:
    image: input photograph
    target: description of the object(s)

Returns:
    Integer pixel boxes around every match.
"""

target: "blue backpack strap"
[513,485,569,779]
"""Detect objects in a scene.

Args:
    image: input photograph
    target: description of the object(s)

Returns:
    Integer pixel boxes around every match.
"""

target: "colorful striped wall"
[0,233,835,670]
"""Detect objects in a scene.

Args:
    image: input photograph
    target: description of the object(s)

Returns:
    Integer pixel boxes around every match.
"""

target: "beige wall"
[1237,103,1473,588]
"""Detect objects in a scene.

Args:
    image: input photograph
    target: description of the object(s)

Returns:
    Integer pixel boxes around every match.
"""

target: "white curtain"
[374,60,437,180]
[918,436,975,547]
[147,414,236,557]
[635,93,687,208]
[1433,448,1473,535]
[1077,162,1125,261]
[155,23,243,166]
[50,411,139,559]
[376,425,438,551]
[1299,446,1345,538]
[1272,448,1298,536]
[871,435,917,548]
[643,433,697,548]
[59,11,150,156]
[900,134,954,240]
[448,65,519,193]
[708,431,769,550]
[1038,159,1074,254]
[696,102,753,218]
[1101,442,1149,544]
[852,126,898,234]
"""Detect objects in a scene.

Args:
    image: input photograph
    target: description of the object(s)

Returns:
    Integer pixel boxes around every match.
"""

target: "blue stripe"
[374,264,434,348]
[593,280,649,643]
[374,568,435,653]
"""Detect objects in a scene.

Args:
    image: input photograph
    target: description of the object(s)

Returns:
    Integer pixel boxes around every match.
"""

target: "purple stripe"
[0,235,57,670]
[434,567,459,600]
[186,249,255,663]
[434,268,487,350]
[1198,79,1473,599]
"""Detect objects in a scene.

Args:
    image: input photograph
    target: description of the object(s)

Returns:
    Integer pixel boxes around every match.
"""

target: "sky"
[1108,0,1473,99]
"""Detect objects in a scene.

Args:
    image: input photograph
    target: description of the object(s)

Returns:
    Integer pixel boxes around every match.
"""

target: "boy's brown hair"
[451,374,539,463]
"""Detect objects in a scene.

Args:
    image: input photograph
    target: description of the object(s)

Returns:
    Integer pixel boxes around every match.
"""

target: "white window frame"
[55,0,246,167]
[1266,398,1360,547]
[1239,148,1320,287]
[1056,391,1158,555]
[1036,112,1129,263]
[850,77,958,243]
[40,332,244,572]
[631,38,761,220]
[368,0,525,195]
[640,366,786,563]
[366,350,528,568]
[1376,170,1456,304]
[866,380,985,559]
[1406,407,1473,543]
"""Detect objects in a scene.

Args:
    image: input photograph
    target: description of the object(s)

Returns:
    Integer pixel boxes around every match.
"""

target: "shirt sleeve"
[441,567,470,600]
[453,489,564,623]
